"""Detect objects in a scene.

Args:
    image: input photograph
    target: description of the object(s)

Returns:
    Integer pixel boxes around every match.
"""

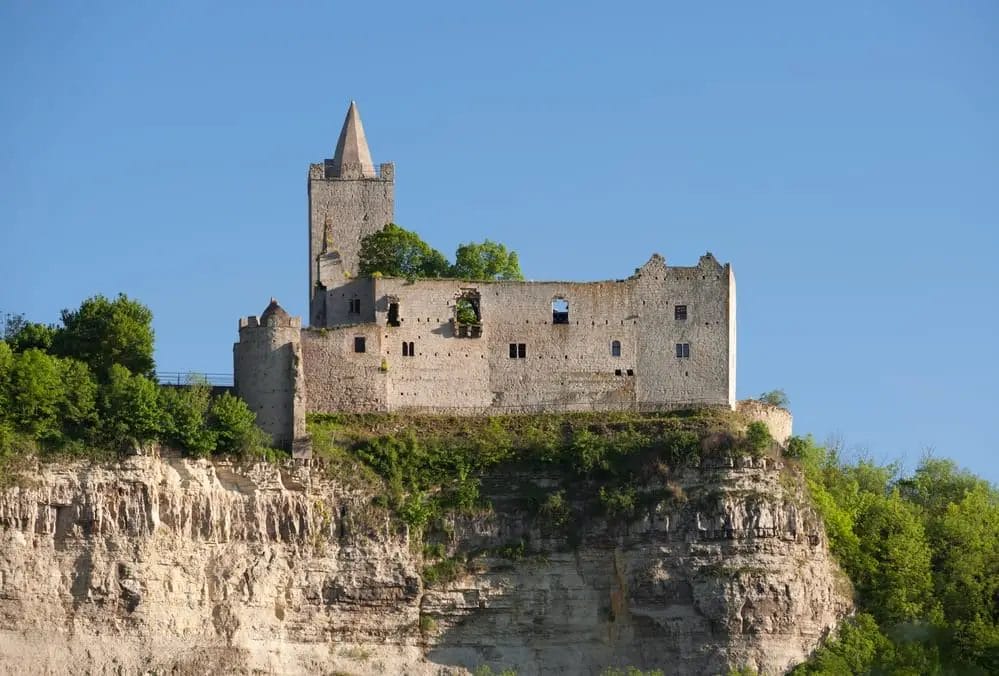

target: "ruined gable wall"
[307,165,394,296]
[301,325,387,413]
[634,255,732,409]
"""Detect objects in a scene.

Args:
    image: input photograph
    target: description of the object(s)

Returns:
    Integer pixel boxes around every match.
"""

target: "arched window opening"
[611,340,621,357]
[552,297,569,325]
[402,341,409,357]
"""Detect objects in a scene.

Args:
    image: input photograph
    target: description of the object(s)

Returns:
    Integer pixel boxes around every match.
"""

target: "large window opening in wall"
[354,336,366,353]
[674,305,687,321]
[552,297,569,324]
[454,290,482,338]
[387,302,400,327]
[509,343,527,359]
[348,298,361,314]
[675,343,690,358]
[611,340,621,357]
[402,341,415,357]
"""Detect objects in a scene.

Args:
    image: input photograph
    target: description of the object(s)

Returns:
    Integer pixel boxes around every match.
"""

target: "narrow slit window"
[354,336,366,353]
[611,340,621,357]
[402,341,409,357]
[518,343,527,358]
[552,298,569,324]
[408,341,415,356]
[674,305,687,321]
[675,343,690,358]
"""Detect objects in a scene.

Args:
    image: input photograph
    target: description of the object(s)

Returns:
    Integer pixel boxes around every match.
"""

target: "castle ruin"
[234,102,738,450]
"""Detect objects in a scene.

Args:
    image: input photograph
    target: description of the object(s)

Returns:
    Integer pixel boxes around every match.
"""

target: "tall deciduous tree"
[53,294,155,381]
[451,240,524,280]
[358,223,450,280]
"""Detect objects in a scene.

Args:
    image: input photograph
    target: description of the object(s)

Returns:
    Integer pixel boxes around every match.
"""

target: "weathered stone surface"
[0,455,849,675]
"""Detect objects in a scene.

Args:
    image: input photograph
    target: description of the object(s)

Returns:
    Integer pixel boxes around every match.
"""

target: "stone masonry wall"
[301,325,387,413]
[234,320,301,447]
[308,167,394,301]
[634,254,733,409]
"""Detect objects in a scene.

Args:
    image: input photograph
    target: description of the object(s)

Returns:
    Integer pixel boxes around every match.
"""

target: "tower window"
[509,343,527,359]
[354,336,366,353]
[401,341,415,357]
[674,305,687,321]
[387,302,400,326]
[611,340,621,357]
[348,298,361,314]
[552,298,569,325]
[675,343,690,358]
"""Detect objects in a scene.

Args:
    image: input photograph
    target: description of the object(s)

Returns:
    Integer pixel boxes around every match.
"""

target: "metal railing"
[157,372,234,387]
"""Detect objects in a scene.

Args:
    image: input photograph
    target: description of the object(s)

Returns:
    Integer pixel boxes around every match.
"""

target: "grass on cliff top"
[307,409,777,545]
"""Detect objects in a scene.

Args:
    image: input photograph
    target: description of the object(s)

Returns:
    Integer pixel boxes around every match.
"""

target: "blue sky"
[2,1,997,480]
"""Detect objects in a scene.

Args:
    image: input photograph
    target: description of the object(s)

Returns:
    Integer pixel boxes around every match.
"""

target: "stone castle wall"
[281,254,735,421]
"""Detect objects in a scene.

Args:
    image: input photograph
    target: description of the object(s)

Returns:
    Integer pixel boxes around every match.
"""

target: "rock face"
[0,454,850,675]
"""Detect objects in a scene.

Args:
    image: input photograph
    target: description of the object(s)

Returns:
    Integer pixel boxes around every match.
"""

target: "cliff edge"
[0,426,850,675]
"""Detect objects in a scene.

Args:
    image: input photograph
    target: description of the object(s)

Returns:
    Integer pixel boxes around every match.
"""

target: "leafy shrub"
[539,490,571,528]
[758,389,789,408]
[744,421,773,456]
[599,485,638,519]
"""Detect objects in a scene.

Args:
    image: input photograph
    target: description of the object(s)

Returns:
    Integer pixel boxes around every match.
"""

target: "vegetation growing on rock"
[787,437,998,675]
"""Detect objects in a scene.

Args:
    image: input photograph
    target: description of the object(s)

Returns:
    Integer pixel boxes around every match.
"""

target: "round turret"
[260,298,293,327]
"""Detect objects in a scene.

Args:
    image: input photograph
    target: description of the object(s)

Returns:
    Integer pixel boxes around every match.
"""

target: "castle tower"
[234,299,307,452]
[308,101,394,323]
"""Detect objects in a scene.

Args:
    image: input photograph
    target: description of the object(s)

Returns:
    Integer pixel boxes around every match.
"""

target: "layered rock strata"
[0,454,850,675]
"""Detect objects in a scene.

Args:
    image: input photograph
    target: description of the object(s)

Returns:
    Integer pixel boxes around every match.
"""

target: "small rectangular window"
[349,298,361,314]
[518,343,526,358]
[614,368,622,376]
[675,305,687,321]
[509,343,517,358]
[354,336,366,353]
[675,343,690,358]
[387,302,400,326]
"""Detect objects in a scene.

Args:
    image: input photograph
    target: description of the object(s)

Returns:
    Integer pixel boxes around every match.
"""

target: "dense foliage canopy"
[788,437,999,675]
[358,223,524,281]
[0,295,273,469]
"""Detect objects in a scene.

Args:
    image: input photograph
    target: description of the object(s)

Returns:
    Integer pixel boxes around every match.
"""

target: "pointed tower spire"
[330,101,375,178]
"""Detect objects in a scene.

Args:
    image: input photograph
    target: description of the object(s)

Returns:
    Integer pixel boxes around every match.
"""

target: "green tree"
[451,240,524,280]
[0,342,13,422]
[100,364,162,446]
[58,358,98,439]
[159,383,215,456]
[207,392,259,455]
[358,223,451,280]
[3,315,58,353]
[6,349,64,442]
[53,294,155,381]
